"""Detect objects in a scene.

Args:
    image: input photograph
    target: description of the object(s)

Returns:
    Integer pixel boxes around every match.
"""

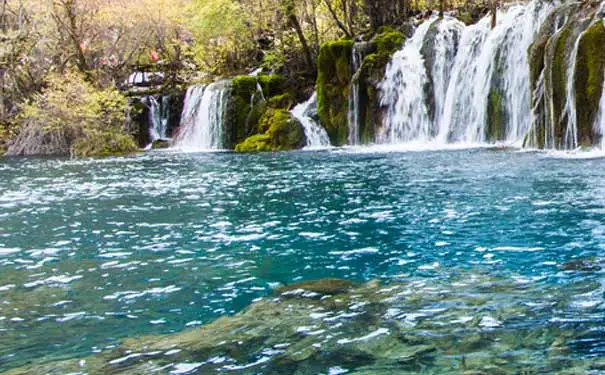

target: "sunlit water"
[1,149,605,372]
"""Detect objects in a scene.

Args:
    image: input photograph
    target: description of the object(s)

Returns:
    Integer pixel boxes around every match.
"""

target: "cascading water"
[174,81,230,151]
[348,45,364,145]
[380,20,436,144]
[291,93,332,149]
[562,32,584,150]
[595,72,605,148]
[427,18,464,133]
[142,95,170,142]
[381,1,556,147]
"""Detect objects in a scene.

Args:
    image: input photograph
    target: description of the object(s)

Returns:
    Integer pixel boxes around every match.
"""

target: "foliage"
[6,72,136,157]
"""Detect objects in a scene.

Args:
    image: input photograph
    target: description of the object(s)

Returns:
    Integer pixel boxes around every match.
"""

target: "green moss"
[317,39,354,146]
[552,25,572,136]
[356,30,405,144]
[374,31,405,57]
[486,88,505,141]
[231,76,257,98]
[575,21,605,146]
[228,76,265,147]
[258,74,285,97]
[235,109,305,152]
[72,131,139,157]
[267,93,294,109]
[234,134,273,152]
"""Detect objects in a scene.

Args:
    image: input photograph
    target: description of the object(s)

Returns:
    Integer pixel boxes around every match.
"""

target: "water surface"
[1,149,604,372]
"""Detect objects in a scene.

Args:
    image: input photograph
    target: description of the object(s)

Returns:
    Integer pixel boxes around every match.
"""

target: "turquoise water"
[1,149,605,373]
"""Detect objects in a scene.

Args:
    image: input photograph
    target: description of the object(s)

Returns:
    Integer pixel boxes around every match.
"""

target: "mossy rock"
[358,30,405,144]
[72,131,139,158]
[317,39,354,146]
[574,21,605,147]
[267,93,294,109]
[258,74,286,97]
[235,109,305,152]
[227,76,264,148]
[486,88,505,141]
[551,25,573,144]
[151,139,170,149]
[277,279,355,296]
[234,134,273,152]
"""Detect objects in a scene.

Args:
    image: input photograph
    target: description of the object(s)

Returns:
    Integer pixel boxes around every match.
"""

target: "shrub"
[6,72,137,157]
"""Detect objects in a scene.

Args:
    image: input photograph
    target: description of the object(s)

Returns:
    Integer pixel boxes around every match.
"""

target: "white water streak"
[174,82,229,151]
[291,93,332,149]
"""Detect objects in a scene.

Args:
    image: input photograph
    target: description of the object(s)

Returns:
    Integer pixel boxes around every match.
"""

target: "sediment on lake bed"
[4,269,604,375]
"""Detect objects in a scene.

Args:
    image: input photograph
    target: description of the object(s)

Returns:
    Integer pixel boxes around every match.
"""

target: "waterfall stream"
[348,45,363,145]
[380,1,559,148]
[291,93,332,149]
[596,72,605,148]
[174,82,230,151]
[142,95,170,142]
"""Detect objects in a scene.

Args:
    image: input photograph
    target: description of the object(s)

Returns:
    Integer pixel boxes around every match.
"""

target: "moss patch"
[317,39,354,146]
[358,30,405,144]
[235,109,305,152]
[486,88,505,141]
[551,25,573,143]
[575,21,605,146]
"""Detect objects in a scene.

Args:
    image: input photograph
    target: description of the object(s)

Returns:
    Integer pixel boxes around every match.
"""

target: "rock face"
[526,3,605,149]
[130,91,185,148]
[317,39,354,146]
[4,273,602,375]
[316,30,405,146]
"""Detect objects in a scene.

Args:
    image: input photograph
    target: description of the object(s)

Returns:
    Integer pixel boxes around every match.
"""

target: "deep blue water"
[1,148,604,371]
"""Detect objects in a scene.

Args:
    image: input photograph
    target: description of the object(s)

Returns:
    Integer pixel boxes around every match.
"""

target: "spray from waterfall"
[174,81,230,151]
[291,93,331,149]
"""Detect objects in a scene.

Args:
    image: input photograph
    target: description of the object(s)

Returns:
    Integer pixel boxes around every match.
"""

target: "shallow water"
[1,149,605,373]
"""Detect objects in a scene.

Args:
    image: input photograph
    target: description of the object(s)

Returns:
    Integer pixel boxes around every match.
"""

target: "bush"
[6,72,137,157]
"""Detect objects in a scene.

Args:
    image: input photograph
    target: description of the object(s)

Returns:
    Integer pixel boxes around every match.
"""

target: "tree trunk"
[490,0,498,29]
[285,0,315,71]
[323,0,352,37]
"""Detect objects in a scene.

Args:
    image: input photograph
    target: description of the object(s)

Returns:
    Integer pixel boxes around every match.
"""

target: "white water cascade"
[380,20,435,144]
[596,72,605,149]
[142,95,170,142]
[348,45,364,145]
[174,81,230,151]
[381,1,555,147]
[562,31,584,150]
[291,93,332,149]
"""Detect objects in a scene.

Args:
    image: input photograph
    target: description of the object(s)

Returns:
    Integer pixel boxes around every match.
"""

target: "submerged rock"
[3,273,602,375]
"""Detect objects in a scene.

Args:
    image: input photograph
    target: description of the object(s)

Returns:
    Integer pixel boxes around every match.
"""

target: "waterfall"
[596,72,605,148]
[291,93,331,149]
[348,45,363,145]
[142,95,169,142]
[380,19,436,144]
[562,32,584,150]
[174,81,230,151]
[380,1,555,147]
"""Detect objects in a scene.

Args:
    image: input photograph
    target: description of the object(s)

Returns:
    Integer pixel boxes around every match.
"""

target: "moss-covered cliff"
[317,39,354,146]
[316,30,404,146]
[359,29,406,143]
[575,21,605,146]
